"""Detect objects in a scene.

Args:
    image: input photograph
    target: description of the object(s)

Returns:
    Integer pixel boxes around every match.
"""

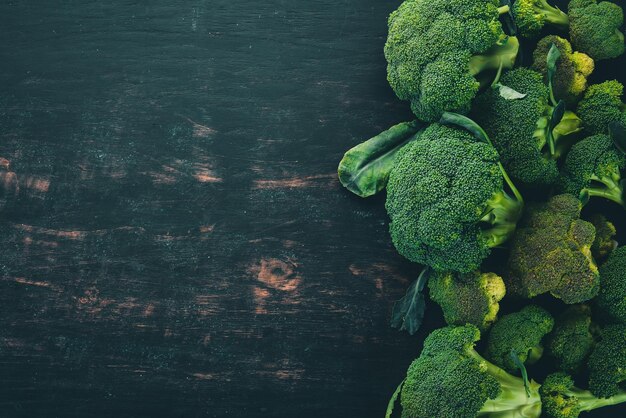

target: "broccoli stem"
[551,111,582,158]
[584,173,625,207]
[498,5,510,15]
[480,189,524,248]
[537,0,569,30]
[569,387,626,412]
[469,36,520,88]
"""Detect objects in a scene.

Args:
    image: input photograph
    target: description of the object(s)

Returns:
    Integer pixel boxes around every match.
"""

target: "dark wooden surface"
[0,1,623,417]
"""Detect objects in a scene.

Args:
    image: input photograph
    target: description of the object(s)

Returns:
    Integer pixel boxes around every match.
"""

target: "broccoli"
[484,305,554,373]
[596,246,626,324]
[386,121,523,273]
[532,35,594,106]
[576,80,626,135]
[505,194,599,304]
[541,372,626,418]
[385,0,519,122]
[399,325,542,418]
[513,0,569,38]
[588,324,626,398]
[428,270,506,331]
[560,134,626,208]
[546,305,595,374]
[568,0,625,61]
[473,68,581,188]
[589,213,617,260]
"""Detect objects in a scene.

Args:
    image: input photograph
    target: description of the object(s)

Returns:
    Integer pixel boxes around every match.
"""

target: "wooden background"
[0,1,623,417]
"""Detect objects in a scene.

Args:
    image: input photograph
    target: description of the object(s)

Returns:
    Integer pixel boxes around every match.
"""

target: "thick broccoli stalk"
[428,270,506,332]
[569,0,625,61]
[560,134,626,207]
[576,81,626,135]
[386,122,523,273]
[541,372,626,418]
[532,36,594,106]
[596,246,626,323]
[513,0,569,38]
[588,214,617,260]
[546,305,595,374]
[473,68,581,188]
[485,305,554,373]
[588,324,626,398]
[399,325,542,418]
[505,194,599,304]
[385,0,519,122]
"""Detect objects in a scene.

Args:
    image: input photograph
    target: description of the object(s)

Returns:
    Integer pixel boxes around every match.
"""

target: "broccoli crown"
[385,0,518,121]
[386,123,522,272]
[560,134,626,206]
[569,0,625,61]
[532,35,594,106]
[597,246,626,324]
[589,213,617,261]
[428,270,506,331]
[505,194,599,304]
[588,324,626,398]
[512,0,569,38]
[546,305,595,374]
[485,305,554,373]
[576,80,626,135]
[473,68,564,187]
[400,325,541,418]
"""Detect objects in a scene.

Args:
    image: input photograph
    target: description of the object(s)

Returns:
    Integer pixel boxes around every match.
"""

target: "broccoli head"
[532,35,594,106]
[513,0,569,38]
[546,305,595,374]
[505,194,599,304]
[428,270,506,331]
[485,305,554,373]
[576,80,626,135]
[568,0,625,61]
[596,246,626,324]
[541,372,626,418]
[589,213,617,261]
[473,68,581,188]
[385,0,519,121]
[385,122,523,272]
[588,324,626,398]
[560,134,626,207]
[400,325,541,418]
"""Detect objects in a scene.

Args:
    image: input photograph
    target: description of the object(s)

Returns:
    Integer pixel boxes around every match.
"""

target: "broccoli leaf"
[547,43,561,106]
[495,83,527,100]
[337,121,425,197]
[499,0,517,36]
[547,100,565,156]
[390,268,431,335]
[439,112,492,146]
[385,378,405,418]
[609,121,626,156]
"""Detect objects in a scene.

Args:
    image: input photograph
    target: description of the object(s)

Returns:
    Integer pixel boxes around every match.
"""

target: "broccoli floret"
[589,214,617,260]
[473,68,581,188]
[588,324,626,398]
[532,35,594,106]
[596,246,626,324]
[560,134,626,207]
[400,325,542,418]
[569,0,625,61]
[385,0,519,121]
[485,305,554,373]
[505,194,599,304]
[541,372,626,418]
[386,122,523,272]
[546,305,595,374]
[428,270,506,331]
[576,81,626,135]
[513,0,569,38]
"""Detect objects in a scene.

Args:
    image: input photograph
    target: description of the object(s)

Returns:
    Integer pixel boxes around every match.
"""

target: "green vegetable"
[390,268,431,335]
[546,305,595,374]
[568,0,625,61]
[596,246,626,324]
[576,80,626,136]
[588,213,617,261]
[588,324,626,398]
[512,0,569,38]
[384,0,519,122]
[485,305,554,373]
[399,325,542,418]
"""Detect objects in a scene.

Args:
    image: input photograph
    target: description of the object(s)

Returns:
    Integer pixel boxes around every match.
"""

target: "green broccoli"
[596,246,626,324]
[541,372,626,418]
[576,80,626,135]
[589,214,617,261]
[588,324,626,398]
[568,0,625,61]
[505,194,599,304]
[513,0,569,38]
[428,270,506,331]
[399,325,542,418]
[546,305,595,374]
[485,305,554,373]
[560,134,626,207]
[473,68,581,188]
[532,35,594,106]
[386,121,523,273]
[385,0,519,122]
